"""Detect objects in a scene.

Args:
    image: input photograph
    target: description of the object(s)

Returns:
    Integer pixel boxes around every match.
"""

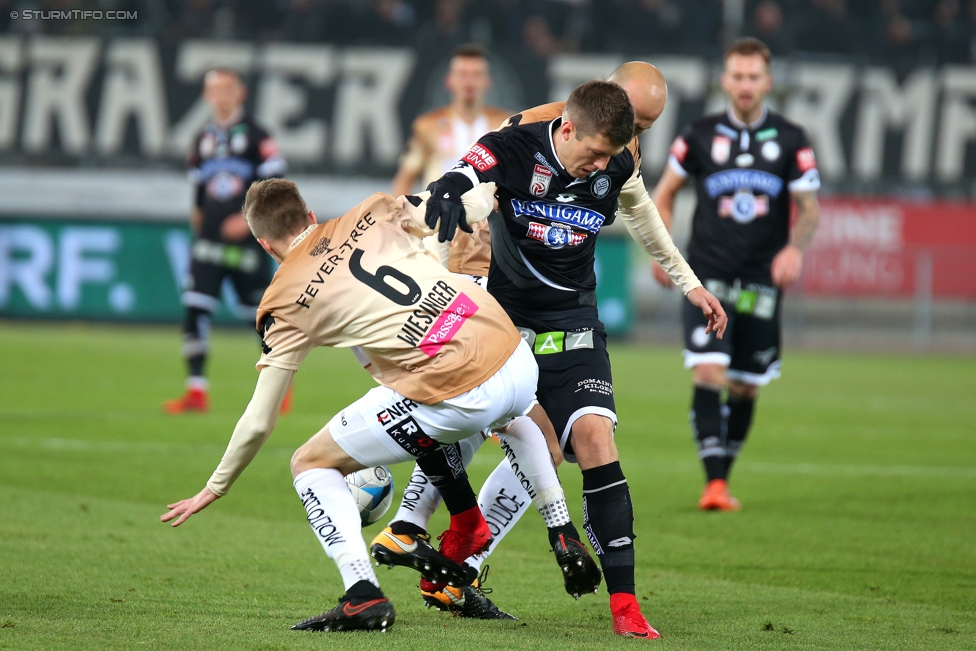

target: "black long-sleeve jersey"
[451,117,640,332]
[669,106,819,284]
[188,113,287,247]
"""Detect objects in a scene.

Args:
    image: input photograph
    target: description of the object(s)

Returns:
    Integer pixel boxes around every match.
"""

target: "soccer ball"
[345,466,395,527]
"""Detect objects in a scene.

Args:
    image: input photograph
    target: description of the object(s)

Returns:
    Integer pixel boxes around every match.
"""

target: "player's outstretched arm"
[161,486,220,527]
[160,365,294,527]
[686,286,728,339]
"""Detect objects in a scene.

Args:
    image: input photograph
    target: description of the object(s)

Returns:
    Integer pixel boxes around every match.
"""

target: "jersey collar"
[545,117,574,179]
[726,104,768,130]
[287,224,316,255]
[212,107,245,130]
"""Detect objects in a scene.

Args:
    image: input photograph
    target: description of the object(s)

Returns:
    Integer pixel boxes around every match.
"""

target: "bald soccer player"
[161,179,598,633]
[377,63,717,628]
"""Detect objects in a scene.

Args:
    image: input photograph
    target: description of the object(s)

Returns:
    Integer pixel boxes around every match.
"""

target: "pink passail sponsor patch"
[419,293,479,357]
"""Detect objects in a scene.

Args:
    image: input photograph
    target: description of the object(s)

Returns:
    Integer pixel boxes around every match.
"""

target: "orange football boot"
[697,479,741,511]
[163,387,209,414]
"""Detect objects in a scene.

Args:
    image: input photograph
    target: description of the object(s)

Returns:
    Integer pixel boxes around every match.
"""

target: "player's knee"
[728,380,758,401]
[570,415,617,466]
[693,363,727,389]
[290,440,338,477]
[290,444,316,478]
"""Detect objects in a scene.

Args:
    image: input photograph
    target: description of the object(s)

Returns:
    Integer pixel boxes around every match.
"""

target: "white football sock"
[495,415,563,501]
[466,456,534,571]
[294,468,379,590]
[388,463,440,530]
[387,433,486,531]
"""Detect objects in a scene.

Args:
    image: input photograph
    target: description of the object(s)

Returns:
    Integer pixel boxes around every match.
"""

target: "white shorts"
[329,340,538,467]
[457,273,487,288]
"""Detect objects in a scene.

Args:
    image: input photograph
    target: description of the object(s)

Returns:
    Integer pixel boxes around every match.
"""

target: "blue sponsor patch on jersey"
[198,156,256,183]
[511,199,606,233]
[703,169,784,199]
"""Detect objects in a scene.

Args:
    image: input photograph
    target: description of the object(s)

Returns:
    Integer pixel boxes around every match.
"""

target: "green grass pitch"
[0,322,973,650]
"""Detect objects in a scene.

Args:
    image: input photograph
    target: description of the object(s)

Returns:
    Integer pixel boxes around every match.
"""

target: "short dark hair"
[564,80,635,148]
[451,43,487,61]
[243,179,309,241]
[205,67,244,86]
[725,37,772,66]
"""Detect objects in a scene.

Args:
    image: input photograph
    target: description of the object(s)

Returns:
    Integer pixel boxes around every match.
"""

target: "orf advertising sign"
[0,219,248,323]
[802,199,976,299]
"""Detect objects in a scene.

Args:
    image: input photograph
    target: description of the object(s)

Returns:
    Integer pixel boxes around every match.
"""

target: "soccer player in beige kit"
[161,179,597,633]
[392,44,510,282]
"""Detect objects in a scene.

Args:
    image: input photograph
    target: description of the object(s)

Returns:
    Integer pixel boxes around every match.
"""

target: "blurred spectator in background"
[361,0,417,45]
[746,0,791,54]
[275,0,333,43]
[618,0,683,54]
[681,0,723,55]
[931,0,972,62]
[417,0,471,53]
[3,0,975,72]
[791,0,857,55]
[168,0,219,40]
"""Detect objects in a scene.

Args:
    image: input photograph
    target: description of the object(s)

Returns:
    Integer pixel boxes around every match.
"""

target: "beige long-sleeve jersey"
[205,184,511,497]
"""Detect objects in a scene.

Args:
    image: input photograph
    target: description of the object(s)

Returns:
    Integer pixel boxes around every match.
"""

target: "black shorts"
[519,327,616,464]
[682,279,782,386]
[182,241,271,312]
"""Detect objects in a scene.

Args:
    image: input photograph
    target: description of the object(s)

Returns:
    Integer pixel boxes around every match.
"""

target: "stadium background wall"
[0,218,634,334]
[1,37,976,194]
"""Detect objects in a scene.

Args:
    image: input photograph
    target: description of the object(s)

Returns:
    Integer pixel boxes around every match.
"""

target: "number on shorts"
[349,249,422,306]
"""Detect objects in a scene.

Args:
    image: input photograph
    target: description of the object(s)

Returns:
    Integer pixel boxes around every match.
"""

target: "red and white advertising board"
[801,199,976,299]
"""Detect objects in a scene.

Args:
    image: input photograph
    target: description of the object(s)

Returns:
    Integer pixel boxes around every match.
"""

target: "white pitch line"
[0,436,294,458]
[1,436,974,479]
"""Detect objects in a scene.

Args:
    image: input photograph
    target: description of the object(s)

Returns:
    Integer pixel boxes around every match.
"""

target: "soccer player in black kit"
[652,39,820,511]
[165,68,287,414]
[424,80,726,639]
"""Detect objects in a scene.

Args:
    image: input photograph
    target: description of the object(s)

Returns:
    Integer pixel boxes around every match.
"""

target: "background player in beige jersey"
[392,44,509,280]
[160,179,598,633]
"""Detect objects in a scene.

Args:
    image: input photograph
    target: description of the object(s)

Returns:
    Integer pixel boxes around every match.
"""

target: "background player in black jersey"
[424,80,726,639]
[652,38,821,511]
[165,68,287,414]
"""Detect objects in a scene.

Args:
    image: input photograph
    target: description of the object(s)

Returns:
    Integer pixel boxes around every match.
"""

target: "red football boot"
[610,593,661,639]
[437,506,493,564]
[698,479,741,511]
[163,387,208,414]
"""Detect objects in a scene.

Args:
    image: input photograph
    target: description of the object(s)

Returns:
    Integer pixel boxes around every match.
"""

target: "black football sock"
[692,384,726,482]
[582,462,636,595]
[344,579,384,601]
[389,520,427,536]
[724,393,755,477]
[416,443,478,515]
[547,521,582,548]
[182,306,211,380]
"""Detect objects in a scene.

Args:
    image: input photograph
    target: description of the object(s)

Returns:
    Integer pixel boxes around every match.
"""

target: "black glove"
[425,177,472,243]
